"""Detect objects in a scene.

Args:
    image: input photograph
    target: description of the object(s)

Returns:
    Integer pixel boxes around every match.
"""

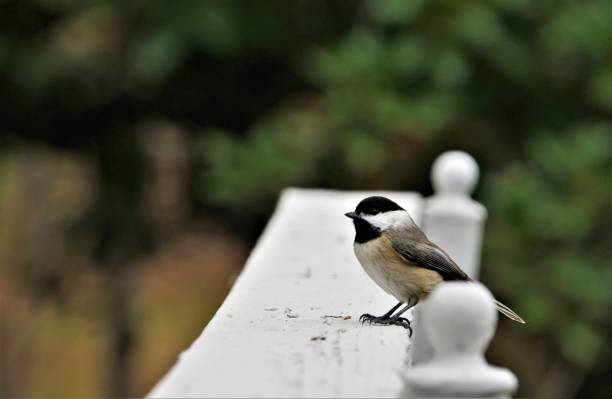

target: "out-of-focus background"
[1,0,611,397]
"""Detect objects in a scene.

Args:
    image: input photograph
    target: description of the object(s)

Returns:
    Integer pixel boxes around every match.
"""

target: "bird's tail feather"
[494,299,525,324]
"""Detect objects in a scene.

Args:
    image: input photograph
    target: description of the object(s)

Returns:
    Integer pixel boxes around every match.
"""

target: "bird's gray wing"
[391,239,471,281]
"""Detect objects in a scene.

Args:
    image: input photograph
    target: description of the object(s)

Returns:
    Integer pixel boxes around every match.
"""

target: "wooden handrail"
[148,152,517,398]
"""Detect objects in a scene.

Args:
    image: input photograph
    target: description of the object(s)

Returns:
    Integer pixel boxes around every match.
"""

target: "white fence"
[148,151,517,398]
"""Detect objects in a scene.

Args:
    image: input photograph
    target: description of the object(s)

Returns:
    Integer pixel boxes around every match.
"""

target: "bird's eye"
[371,209,380,215]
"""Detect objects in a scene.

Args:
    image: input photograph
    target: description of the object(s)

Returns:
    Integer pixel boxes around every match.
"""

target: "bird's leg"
[387,296,418,336]
[360,297,418,337]
[382,302,404,318]
[359,302,402,324]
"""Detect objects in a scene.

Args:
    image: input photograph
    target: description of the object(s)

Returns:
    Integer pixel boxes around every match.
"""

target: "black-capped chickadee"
[345,196,525,335]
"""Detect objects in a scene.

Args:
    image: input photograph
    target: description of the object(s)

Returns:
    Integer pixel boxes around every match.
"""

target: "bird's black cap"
[353,196,404,216]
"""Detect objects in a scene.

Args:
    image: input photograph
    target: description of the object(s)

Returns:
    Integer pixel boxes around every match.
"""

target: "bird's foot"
[359,313,413,336]
[359,313,378,323]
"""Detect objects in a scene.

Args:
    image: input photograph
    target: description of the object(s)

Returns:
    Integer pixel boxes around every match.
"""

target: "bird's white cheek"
[362,210,413,230]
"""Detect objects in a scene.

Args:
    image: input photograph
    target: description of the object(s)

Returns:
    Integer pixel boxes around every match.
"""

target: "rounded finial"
[406,282,517,397]
[431,151,479,196]
[422,282,496,357]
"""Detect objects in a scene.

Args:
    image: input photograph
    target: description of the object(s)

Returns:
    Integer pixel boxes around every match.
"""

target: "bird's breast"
[353,236,442,301]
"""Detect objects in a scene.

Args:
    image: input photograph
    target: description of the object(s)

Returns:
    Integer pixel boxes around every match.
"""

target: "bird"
[345,195,525,335]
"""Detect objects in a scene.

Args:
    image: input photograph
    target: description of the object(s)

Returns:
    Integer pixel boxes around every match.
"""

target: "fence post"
[404,282,518,398]
[424,150,487,278]
[412,151,488,365]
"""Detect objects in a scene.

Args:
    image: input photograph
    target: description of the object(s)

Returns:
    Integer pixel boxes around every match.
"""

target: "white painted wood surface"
[148,189,425,398]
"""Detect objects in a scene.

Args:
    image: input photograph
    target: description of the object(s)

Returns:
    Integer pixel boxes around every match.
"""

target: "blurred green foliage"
[484,127,612,397]
[201,0,612,209]
[2,0,612,398]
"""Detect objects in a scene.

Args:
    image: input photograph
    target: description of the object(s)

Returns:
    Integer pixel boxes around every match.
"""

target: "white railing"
[411,151,488,365]
[148,151,517,398]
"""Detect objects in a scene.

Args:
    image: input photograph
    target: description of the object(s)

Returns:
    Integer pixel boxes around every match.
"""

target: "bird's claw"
[359,313,376,323]
[395,318,413,337]
[359,313,413,336]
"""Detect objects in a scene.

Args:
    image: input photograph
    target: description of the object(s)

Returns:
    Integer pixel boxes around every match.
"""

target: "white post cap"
[431,151,480,196]
[404,282,517,398]
[424,282,496,355]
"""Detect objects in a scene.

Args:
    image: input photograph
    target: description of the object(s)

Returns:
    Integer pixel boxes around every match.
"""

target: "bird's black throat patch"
[353,218,381,243]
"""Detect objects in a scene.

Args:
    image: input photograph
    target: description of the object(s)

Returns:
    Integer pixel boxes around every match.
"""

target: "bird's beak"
[344,211,360,220]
